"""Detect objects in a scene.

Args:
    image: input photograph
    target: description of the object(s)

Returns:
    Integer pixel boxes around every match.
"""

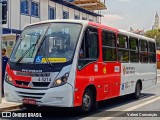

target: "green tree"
[145,29,160,49]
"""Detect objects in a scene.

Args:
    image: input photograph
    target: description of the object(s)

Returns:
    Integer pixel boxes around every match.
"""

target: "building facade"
[152,12,160,30]
[129,27,145,35]
[2,0,103,55]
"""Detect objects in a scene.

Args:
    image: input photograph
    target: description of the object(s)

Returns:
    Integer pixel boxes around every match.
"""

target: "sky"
[100,0,160,31]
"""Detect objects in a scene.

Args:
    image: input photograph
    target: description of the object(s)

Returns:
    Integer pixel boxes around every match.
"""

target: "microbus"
[4,20,157,112]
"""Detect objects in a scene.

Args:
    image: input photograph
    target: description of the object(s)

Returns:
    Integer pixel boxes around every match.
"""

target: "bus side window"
[117,34,129,62]
[129,37,139,63]
[140,40,148,63]
[148,42,156,63]
[102,30,117,62]
[78,27,99,70]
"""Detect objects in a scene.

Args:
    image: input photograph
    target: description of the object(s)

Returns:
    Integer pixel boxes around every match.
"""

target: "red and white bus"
[4,20,157,112]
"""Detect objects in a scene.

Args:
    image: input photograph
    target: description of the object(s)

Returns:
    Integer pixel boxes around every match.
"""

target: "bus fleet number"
[38,77,51,82]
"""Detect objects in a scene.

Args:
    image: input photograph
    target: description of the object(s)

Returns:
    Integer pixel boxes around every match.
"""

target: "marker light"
[5,73,13,85]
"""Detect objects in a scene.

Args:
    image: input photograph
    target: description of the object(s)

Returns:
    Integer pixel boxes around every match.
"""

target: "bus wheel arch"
[80,85,97,113]
[85,85,97,101]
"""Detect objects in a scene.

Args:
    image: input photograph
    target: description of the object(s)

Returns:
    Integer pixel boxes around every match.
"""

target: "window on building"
[89,19,93,22]
[129,37,139,62]
[2,41,7,47]
[31,1,39,17]
[148,42,156,63]
[78,27,99,69]
[8,41,15,47]
[21,0,29,15]
[63,11,69,19]
[140,40,148,63]
[49,7,55,19]
[82,17,87,20]
[75,15,80,20]
[117,34,129,62]
[102,30,117,61]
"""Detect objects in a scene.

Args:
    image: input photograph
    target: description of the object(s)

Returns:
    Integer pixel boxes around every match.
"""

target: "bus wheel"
[134,82,141,99]
[80,89,93,113]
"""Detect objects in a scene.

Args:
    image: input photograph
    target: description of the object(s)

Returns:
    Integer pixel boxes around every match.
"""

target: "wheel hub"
[83,94,91,108]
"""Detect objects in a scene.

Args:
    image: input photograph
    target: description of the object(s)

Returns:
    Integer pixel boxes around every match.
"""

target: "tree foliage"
[145,29,160,49]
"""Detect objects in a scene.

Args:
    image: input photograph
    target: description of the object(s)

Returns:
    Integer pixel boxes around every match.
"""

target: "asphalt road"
[1,77,160,120]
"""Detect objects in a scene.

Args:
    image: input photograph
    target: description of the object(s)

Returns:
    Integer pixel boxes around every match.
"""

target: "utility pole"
[0,0,3,104]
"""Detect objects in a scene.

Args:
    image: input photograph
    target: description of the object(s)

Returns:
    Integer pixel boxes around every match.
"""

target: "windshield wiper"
[16,34,41,64]
[16,44,36,65]
[34,24,53,66]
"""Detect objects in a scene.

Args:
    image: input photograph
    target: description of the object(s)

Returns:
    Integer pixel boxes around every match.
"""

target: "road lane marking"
[123,96,160,111]
[98,96,160,120]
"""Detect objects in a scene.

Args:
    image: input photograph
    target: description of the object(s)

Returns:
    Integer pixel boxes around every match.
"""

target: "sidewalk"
[0,98,22,112]
[157,69,160,77]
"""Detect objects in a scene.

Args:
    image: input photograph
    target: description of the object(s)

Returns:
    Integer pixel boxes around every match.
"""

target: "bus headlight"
[52,73,69,87]
[5,73,13,85]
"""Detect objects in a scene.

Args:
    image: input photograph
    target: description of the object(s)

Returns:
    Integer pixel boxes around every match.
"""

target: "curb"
[0,104,23,112]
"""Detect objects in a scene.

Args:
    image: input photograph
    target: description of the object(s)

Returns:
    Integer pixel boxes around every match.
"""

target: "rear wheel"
[80,89,94,113]
[134,82,141,99]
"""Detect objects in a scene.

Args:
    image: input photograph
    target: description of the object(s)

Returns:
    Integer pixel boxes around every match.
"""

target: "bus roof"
[28,19,89,26]
[119,29,155,42]
[27,19,155,42]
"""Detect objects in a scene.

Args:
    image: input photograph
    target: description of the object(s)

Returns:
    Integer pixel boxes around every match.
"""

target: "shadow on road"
[97,93,155,111]
[3,93,156,120]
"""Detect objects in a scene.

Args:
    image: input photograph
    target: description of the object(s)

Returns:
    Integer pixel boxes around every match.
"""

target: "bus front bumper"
[4,81,74,107]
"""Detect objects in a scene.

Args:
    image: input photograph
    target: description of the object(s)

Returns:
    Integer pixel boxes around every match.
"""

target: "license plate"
[32,77,51,82]
[23,98,36,105]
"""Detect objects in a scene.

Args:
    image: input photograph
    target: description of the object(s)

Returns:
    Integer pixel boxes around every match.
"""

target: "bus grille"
[32,82,50,87]
[16,72,50,77]
[15,80,51,87]
[17,91,45,100]
[16,80,29,86]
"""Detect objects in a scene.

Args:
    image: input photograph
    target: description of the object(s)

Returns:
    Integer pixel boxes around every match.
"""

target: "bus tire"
[80,89,94,113]
[134,82,141,99]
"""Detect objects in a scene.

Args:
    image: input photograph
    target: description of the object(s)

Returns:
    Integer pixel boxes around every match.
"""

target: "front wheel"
[80,89,94,113]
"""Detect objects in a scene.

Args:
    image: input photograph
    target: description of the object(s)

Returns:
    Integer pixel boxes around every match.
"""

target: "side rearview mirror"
[16,34,20,42]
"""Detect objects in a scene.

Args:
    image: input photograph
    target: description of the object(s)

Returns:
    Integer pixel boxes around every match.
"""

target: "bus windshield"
[10,23,82,64]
